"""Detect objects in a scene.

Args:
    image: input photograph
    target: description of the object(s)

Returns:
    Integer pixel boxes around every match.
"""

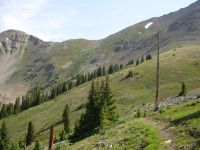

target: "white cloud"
[0,0,78,41]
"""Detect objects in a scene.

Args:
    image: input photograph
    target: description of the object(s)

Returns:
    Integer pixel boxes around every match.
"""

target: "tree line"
[0,86,48,119]
[0,53,152,120]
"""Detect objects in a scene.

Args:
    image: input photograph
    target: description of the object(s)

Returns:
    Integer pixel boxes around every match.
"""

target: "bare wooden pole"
[49,124,54,150]
[24,111,27,150]
[154,29,160,111]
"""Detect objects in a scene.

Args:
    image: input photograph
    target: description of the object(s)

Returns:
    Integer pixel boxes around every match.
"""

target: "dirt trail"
[142,117,177,150]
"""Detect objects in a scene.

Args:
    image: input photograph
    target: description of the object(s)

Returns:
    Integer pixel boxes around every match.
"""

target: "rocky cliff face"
[0,30,48,103]
[0,30,28,57]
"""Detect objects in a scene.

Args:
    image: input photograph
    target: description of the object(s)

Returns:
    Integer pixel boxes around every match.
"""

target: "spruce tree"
[102,76,117,121]
[136,59,140,65]
[85,81,101,129]
[102,66,106,76]
[26,121,34,146]
[179,82,187,96]
[136,109,141,118]
[149,54,152,60]
[63,104,70,133]
[73,81,101,138]
[62,82,67,92]
[97,67,103,77]
[14,98,21,114]
[0,121,10,150]
[99,104,108,129]
[141,56,144,63]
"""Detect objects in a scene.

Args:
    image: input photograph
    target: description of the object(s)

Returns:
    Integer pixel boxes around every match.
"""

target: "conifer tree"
[72,77,117,139]
[97,67,103,77]
[99,104,108,129]
[120,64,124,69]
[14,98,21,114]
[63,104,70,133]
[149,54,152,60]
[103,76,117,121]
[73,81,101,138]
[85,81,101,129]
[141,56,144,63]
[102,66,106,76]
[179,82,187,96]
[0,121,10,150]
[108,64,114,74]
[136,59,140,65]
[26,121,34,146]
[136,109,141,118]
[62,82,67,92]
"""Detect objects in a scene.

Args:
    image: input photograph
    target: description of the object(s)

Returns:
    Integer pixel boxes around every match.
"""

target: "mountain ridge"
[0,0,200,102]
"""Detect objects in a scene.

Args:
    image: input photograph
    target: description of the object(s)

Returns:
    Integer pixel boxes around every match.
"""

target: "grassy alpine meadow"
[56,119,165,150]
[153,99,200,149]
[0,42,200,149]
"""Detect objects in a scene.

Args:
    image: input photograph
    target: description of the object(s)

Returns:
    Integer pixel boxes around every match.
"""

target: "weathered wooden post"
[49,124,54,150]
[154,29,160,111]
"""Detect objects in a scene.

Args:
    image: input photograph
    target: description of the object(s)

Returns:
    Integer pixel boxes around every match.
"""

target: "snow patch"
[145,22,153,29]
[5,38,9,40]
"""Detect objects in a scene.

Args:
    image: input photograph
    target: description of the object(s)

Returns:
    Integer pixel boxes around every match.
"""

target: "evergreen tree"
[120,64,124,69]
[102,66,106,76]
[0,121,10,150]
[102,76,117,121]
[63,104,70,133]
[149,54,152,60]
[62,82,67,92]
[146,54,152,60]
[108,64,114,74]
[85,81,101,129]
[179,82,187,96]
[14,98,21,114]
[141,56,144,63]
[50,88,56,99]
[130,59,134,64]
[33,140,41,150]
[136,109,141,118]
[97,67,103,77]
[99,104,108,129]
[68,81,74,90]
[73,81,101,138]
[0,104,8,118]
[72,77,117,140]
[26,121,34,146]
[136,59,140,65]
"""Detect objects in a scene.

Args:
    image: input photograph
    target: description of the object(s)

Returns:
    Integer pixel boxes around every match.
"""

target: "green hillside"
[0,41,200,149]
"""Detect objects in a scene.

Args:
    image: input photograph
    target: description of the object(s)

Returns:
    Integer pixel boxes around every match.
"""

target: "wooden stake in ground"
[24,111,27,150]
[49,124,54,150]
[154,29,160,111]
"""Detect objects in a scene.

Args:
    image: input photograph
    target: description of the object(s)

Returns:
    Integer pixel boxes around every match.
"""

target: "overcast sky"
[0,0,197,41]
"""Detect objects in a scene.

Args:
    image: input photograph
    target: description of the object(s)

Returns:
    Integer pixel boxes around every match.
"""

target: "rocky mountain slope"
[0,0,200,102]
